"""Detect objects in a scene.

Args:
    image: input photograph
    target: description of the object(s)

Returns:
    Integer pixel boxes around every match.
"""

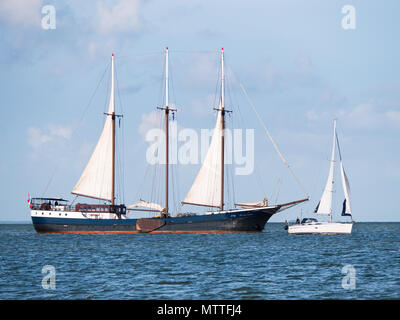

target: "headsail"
[340,163,352,216]
[72,54,115,202]
[315,120,336,215]
[336,129,352,217]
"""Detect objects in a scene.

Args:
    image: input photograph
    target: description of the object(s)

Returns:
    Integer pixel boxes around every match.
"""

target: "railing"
[30,202,126,215]
[30,203,74,211]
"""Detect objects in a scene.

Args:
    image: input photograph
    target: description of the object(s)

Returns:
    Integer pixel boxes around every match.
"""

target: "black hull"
[31,207,280,234]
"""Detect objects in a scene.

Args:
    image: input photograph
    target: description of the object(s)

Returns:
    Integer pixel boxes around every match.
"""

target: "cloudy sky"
[1,0,399,222]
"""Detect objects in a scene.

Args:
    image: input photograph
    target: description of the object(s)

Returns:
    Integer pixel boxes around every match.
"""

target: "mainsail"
[315,120,336,215]
[72,54,115,202]
[182,48,226,209]
[182,110,223,208]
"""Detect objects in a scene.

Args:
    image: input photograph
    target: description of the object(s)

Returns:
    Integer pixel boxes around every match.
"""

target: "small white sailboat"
[288,120,353,235]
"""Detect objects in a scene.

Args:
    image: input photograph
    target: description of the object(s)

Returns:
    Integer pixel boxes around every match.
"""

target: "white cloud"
[48,124,73,139]
[0,0,43,27]
[27,127,53,149]
[27,124,73,150]
[385,110,400,125]
[343,102,400,129]
[138,111,162,137]
[306,101,400,130]
[95,0,141,35]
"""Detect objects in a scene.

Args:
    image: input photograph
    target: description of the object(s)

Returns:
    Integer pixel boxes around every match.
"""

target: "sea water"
[0,223,399,299]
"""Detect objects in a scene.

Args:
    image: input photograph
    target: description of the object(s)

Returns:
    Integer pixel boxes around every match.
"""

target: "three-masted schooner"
[30,49,307,234]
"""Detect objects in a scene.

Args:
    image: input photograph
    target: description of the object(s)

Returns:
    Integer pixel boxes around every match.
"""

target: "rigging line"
[229,120,236,207]
[167,53,180,213]
[172,161,180,214]
[225,69,239,207]
[274,178,282,205]
[150,113,162,203]
[226,111,235,208]
[114,61,126,204]
[170,50,218,54]
[238,82,309,200]
[114,51,163,61]
[226,66,267,198]
[41,63,110,197]
[75,63,110,139]
[213,58,221,110]
[41,167,57,198]
[168,56,182,212]
[335,131,343,161]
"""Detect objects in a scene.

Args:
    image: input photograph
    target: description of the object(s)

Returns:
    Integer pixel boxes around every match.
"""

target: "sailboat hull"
[288,222,353,235]
[31,207,280,234]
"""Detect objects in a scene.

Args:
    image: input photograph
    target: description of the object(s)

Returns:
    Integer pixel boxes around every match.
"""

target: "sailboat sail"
[128,200,165,212]
[316,120,336,215]
[336,129,352,217]
[72,55,115,202]
[313,201,320,213]
[182,111,223,208]
[340,162,352,216]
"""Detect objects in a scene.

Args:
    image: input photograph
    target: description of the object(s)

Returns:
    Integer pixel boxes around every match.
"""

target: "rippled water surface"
[0,223,399,299]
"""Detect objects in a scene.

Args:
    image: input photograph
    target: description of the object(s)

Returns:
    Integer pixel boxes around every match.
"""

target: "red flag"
[27,193,30,203]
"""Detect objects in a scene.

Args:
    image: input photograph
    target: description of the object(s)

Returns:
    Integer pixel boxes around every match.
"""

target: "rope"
[41,64,110,197]
[238,82,309,200]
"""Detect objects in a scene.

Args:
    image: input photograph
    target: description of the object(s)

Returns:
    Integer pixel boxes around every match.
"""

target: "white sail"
[72,54,115,202]
[340,161,352,214]
[182,111,223,208]
[236,198,268,209]
[315,120,336,215]
[128,200,166,212]
[335,124,352,216]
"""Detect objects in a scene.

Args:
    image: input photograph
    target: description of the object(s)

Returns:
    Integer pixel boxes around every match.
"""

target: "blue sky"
[0,0,399,222]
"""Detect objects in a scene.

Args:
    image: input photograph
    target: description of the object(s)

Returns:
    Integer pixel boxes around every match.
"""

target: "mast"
[71,53,121,204]
[314,119,337,220]
[330,119,337,222]
[111,53,115,206]
[220,48,225,211]
[181,48,230,210]
[157,47,176,215]
[165,46,169,214]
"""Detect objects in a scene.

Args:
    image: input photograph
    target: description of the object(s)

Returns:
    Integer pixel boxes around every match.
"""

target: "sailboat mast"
[111,53,116,206]
[156,47,178,214]
[330,119,337,223]
[220,48,225,211]
[165,47,169,214]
